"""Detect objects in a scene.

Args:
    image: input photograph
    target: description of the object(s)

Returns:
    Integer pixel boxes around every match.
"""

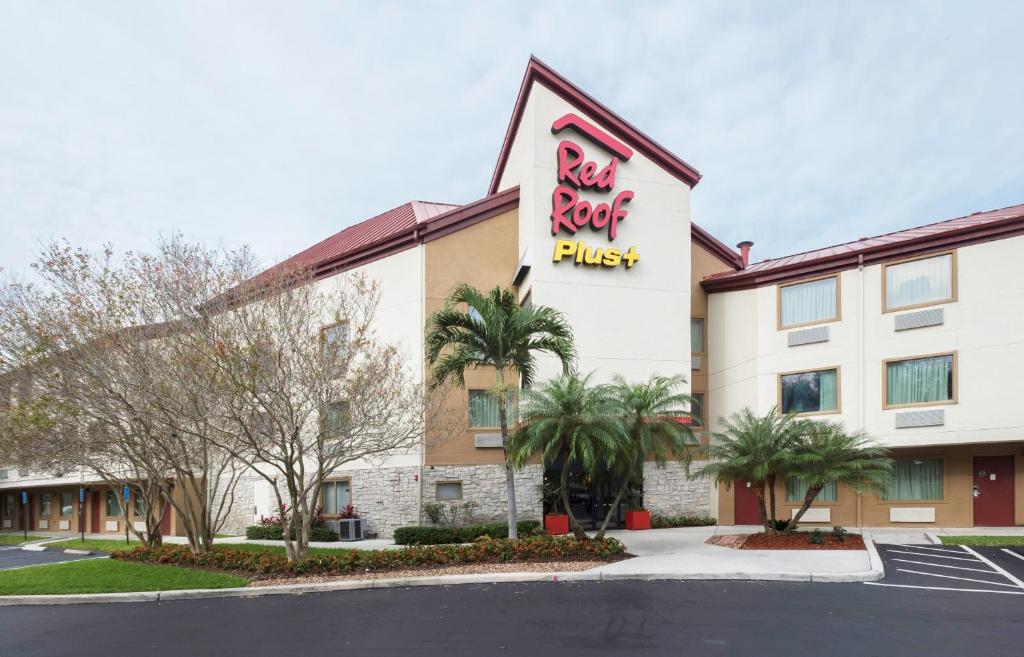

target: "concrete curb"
[925,532,944,545]
[0,548,886,606]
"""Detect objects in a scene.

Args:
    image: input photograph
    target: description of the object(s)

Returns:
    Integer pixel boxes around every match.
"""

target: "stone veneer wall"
[421,464,543,524]
[214,471,257,537]
[338,465,420,538]
[642,460,711,519]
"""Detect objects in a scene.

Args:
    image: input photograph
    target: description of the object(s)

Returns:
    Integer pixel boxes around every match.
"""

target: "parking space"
[0,544,100,571]
[869,543,1024,595]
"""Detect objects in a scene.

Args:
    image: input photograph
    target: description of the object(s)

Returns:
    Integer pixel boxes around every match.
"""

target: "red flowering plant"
[338,504,359,519]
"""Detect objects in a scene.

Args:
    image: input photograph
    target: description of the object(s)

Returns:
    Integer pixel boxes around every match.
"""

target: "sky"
[2,1,1022,277]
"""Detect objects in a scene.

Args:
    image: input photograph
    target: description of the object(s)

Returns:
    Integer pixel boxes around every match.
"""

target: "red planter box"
[544,514,569,536]
[625,510,651,530]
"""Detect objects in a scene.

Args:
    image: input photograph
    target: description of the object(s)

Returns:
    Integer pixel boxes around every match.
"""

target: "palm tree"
[783,422,892,532]
[595,374,698,539]
[696,408,805,532]
[508,372,625,539]
[425,284,575,539]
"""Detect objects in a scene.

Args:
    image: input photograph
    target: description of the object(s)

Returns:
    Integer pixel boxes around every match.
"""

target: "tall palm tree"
[508,372,625,539]
[425,284,575,539]
[595,374,698,539]
[784,422,892,532]
[696,408,805,532]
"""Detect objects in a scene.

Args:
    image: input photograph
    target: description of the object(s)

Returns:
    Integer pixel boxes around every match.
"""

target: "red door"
[973,455,1015,527]
[160,499,172,535]
[734,479,762,525]
[90,491,101,533]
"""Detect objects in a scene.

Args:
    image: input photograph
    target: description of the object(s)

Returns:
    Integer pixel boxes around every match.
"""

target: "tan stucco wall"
[424,208,520,466]
[717,443,1024,527]
[691,242,736,426]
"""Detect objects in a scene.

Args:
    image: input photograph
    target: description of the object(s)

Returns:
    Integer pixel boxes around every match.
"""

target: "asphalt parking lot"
[0,544,98,571]
[871,543,1024,595]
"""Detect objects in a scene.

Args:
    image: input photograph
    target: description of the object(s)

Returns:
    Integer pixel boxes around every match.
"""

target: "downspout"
[857,253,865,528]
[417,234,425,527]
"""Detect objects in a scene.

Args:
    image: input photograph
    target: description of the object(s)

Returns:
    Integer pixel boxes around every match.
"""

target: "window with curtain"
[884,458,943,500]
[133,491,147,517]
[436,482,463,501]
[324,401,351,438]
[691,318,705,353]
[886,354,954,407]
[691,392,705,427]
[468,390,514,427]
[884,253,953,310]
[106,491,122,517]
[780,369,838,414]
[322,480,351,515]
[321,322,349,378]
[779,276,838,328]
[785,477,838,502]
[40,493,52,518]
[60,491,73,517]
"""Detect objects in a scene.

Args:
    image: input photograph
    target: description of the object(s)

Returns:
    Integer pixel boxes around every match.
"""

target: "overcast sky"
[2,1,1022,277]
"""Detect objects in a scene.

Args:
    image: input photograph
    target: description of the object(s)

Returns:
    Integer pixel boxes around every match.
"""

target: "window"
[106,491,122,517]
[884,252,955,312]
[17,469,27,477]
[468,306,484,322]
[436,482,463,501]
[468,389,514,427]
[691,392,705,427]
[884,458,943,500]
[320,322,349,378]
[779,368,839,415]
[323,401,351,438]
[884,354,955,408]
[60,491,73,517]
[691,318,705,353]
[0,470,7,480]
[322,480,352,515]
[778,276,839,329]
[786,477,838,503]
[40,493,52,518]
[3,495,14,523]
[133,491,147,518]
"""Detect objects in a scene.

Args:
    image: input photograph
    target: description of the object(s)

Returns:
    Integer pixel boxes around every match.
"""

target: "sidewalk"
[596,526,879,582]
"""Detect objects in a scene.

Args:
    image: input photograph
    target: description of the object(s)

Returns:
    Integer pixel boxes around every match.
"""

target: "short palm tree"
[696,408,805,532]
[596,374,699,539]
[508,372,624,539]
[783,422,892,532]
[425,284,575,539]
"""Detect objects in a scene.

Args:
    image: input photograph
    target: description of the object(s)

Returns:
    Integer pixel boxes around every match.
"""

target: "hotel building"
[3,57,1022,537]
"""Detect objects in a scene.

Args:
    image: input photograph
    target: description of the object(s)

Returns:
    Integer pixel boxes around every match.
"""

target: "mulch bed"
[709,533,866,551]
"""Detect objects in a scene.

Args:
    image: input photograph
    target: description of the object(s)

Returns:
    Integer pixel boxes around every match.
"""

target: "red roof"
[703,203,1024,292]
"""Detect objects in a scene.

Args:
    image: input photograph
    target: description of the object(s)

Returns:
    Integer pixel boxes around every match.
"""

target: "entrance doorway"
[973,455,1015,526]
[545,458,633,531]
[734,479,762,525]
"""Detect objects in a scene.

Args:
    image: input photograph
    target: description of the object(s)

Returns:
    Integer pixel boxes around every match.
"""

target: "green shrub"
[113,534,625,576]
[245,525,340,542]
[393,520,542,545]
[650,515,717,529]
[831,526,848,543]
[808,529,826,545]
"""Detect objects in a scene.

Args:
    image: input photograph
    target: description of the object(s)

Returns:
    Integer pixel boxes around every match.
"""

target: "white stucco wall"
[707,236,1024,449]
[497,82,693,386]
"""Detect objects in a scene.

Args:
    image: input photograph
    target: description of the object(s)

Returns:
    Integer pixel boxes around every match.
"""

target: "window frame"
[880,456,945,503]
[435,481,464,501]
[319,320,350,379]
[784,477,840,505]
[60,491,73,517]
[690,316,706,357]
[105,491,122,517]
[40,493,52,518]
[881,250,958,314]
[776,366,842,417]
[882,351,958,410]
[467,389,514,429]
[320,478,352,517]
[776,273,841,331]
[322,400,352,439]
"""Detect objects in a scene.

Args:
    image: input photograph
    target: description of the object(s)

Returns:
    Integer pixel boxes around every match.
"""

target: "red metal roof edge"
[691,222,743,270]
[701,205,1024,293]
[488,55,702,195]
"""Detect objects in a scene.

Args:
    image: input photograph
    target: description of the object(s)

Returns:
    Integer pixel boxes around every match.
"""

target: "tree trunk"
[784,484,824,533]
[766,473,777,530]
[751,482,770,533]
[595,474,631,540]
[497,379,519,540]
[559,450,588,540]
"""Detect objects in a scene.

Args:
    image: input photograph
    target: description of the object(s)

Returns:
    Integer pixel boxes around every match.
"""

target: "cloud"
[1,0,1021,276]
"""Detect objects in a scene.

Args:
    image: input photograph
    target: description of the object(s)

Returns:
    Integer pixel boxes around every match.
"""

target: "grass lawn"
[939,535,1024,547]
[0,559,249,595]
[0,534,47,546]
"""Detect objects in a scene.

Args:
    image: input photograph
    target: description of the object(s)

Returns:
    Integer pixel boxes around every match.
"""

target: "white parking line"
[864,582,1024,596]
[896,568,1023,588]
[1001,548,1024,562]
[960,545,1024,589]
[885,549,982,562]
[891,558,1000,574]
[896,544,965,554]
